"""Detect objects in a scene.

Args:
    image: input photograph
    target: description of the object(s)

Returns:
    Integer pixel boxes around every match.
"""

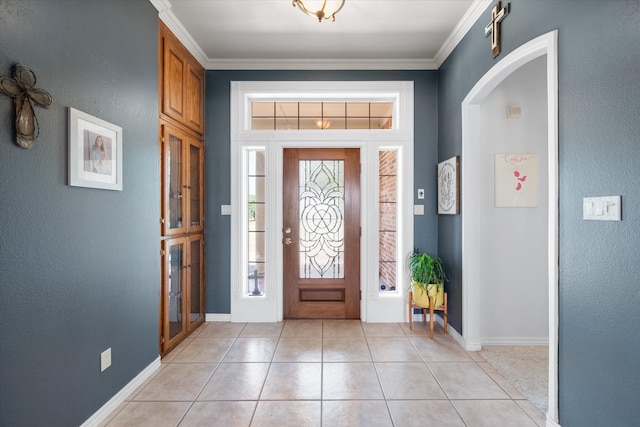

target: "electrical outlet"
[100,348,111,372]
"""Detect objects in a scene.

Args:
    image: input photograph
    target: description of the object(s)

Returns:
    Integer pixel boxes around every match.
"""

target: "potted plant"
[409,249,447,307]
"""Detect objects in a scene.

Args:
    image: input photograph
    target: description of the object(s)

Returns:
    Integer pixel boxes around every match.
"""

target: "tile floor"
[101,320,546,427]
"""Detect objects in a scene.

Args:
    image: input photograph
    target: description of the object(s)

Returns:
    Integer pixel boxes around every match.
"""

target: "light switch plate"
[221,205,231,215]
[583,196,621,221]
[417,189,425,200]
[413,205,424,215]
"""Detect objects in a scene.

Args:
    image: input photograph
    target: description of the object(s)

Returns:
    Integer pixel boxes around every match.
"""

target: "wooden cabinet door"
[186,234,205,332]
[185,63,204,134]
[161,237,187,353]
[185,136,204,233]
[162,36,187,125]
[161,125,187,236]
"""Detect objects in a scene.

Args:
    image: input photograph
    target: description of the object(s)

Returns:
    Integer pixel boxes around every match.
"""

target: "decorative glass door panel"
[187,138,203,232]
[299,160,345,279]
[283,148,360,319]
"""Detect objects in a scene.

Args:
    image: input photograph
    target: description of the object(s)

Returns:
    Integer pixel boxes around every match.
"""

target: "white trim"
[230,81,414,323]
[149,1,489,71]
[480,338,551,346]
[206,313,232,322]
[206,58,437,71]
[461,30,559,425]
[434,0,493,68]
[80,357,161,427]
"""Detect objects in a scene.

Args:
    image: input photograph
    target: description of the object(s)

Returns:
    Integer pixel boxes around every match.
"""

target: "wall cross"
[484,1,510,58]
[0,64,53,149]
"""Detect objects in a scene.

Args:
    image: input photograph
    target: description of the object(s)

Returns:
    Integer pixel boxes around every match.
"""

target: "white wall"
[477,57,549,344]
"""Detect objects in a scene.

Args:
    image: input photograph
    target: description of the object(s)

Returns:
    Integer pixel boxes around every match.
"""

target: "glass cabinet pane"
[188,236,203,328]
[188,140,203,230]
[166,240,184,342]
[163,128,185,234]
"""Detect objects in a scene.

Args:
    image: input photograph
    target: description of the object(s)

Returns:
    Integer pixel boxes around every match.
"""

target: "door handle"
[284,237,293,245]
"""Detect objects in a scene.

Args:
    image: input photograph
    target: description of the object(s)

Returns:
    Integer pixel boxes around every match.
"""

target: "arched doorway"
[461,31,559,424]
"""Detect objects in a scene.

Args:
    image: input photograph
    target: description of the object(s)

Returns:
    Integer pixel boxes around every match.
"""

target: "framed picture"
[438,156,460,214]
[69,108,122,191]
[495,153,538,207]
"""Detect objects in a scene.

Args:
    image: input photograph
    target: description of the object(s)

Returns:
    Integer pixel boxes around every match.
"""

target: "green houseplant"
[409,249,447,307]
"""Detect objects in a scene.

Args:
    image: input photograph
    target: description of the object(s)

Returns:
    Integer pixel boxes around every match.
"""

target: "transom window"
[252,101,393,130]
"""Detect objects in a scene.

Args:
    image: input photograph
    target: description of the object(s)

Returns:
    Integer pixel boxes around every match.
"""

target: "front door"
[283,148,360,319]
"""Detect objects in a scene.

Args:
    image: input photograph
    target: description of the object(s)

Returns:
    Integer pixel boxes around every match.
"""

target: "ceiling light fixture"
[292,0,345,22]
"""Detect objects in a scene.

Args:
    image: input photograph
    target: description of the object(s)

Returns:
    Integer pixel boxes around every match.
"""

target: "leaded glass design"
[379,150,397,292]
[247,149,266,295]
[299,160,345,279]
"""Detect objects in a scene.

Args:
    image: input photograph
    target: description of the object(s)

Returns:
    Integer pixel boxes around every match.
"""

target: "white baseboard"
[480,337,549,346]
[206,313,232,322]
[546,416,561,427]
[80,356,161,427]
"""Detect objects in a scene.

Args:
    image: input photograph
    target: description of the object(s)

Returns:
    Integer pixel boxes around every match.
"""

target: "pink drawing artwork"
[514,170,527,191]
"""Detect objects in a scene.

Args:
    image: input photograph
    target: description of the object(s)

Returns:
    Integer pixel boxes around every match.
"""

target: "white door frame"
[460,31,559,424]
[229,81,415,324]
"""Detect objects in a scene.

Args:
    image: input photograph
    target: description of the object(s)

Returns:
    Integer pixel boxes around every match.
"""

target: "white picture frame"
[438,156,460,215]
[69,108,122,191]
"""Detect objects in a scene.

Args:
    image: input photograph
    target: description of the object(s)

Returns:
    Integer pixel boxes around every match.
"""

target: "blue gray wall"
[437,1,640,425]
[0,1,159,425]
[204,70,438,314]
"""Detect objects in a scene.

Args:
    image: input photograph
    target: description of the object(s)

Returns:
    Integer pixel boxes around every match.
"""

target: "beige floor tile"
[323,362,384,400]
[323,336,372,362]
[133,363,216,401]
[251,401,321,427]
[187,322,208,338]
[362,322,407,337]
[410,335,473,362]
[161,336,194,364]
[281,319,323,337]
[197,363,269,401]
[125,364,166,401]
[515,399,547,426]
[171,337,235,363]
[428,362,510,400]
[97,401,128,426]
[179,401,256,427]
[387,400,466,427]
[105,401,190,427]
[260,363,322,400]
[197,322,246,338]
[322,319,364,337]
[476,361,526,399]
[239,322,283,337]
[452,400,539,426]
[375,362,447,399]
[322,400,393,427]
[367,337,422,362]
[222,338,278,362]
[272,337,322,362]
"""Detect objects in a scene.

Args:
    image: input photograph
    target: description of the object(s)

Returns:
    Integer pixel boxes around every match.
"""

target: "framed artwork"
[495,153,538,207]
[437,156,460,214]
[69,108,122,191]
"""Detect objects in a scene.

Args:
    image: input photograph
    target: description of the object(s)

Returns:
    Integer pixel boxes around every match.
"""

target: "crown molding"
[205,58,437,71]
[434,0,492,68]
[150,0,489,71]
[149,0,208,68]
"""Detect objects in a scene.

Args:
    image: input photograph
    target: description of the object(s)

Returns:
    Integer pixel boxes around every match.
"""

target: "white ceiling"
[151,0,491,70]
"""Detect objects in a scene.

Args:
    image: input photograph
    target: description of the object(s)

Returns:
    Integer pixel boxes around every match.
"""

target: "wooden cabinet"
[160,123,204,236]
[161,234,205,353]
[158,20,206,356]
[160,21,205,134]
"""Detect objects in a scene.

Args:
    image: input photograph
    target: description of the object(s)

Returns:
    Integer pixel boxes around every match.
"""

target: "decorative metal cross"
[0,64,53,149]
[484,1,510,58]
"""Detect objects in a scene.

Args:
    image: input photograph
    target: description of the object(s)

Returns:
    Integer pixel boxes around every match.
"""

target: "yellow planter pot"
[412,283,444,307]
